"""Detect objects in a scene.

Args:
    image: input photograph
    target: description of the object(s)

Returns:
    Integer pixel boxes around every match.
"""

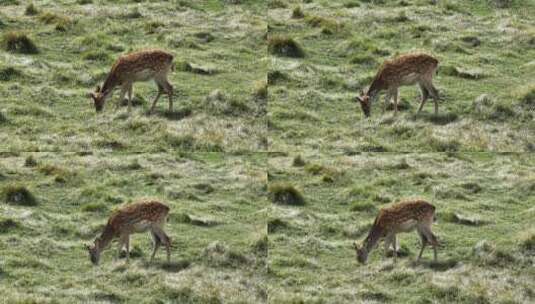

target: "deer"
[85,200,171,265]
[355,53,441,117]
[88,49,175,114]
[353,199,439,265]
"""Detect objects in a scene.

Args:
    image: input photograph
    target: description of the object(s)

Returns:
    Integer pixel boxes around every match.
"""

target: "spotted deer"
[355,53,440,117]
[89,49,174,114]
[85,200,171,265]
[353,199,439,264]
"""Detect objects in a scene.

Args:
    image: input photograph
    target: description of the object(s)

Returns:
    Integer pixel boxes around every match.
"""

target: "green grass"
[268,0,535,152]
[0,0,267,152]
[0,152,268,303]
[268,152,535,303]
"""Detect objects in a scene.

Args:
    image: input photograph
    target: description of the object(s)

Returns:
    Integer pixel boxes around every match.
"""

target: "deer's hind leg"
[417,82,429,114]
[416,229,428,262]
[422,80,440,115]
[155,75,174,113]
[152,226,171,262]
[418,222,439,261]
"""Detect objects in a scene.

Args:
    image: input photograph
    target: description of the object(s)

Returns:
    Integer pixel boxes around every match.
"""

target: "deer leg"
[392,235,398,263]
[416,229,428,262]
[393,89,399,116]
[423,81,440,115]
[417,83,429,114]
[117,86,128,110]
[127,84,133,113]
[384,234,393,258]
[155,77,174,113]
[149,84,163,115]
[150,231,161,262]
[152,226,171,263]
[421,224,439,262]
[125,235,130,262]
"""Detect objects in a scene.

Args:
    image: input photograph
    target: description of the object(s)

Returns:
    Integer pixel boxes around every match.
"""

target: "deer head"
[89,85,106,113]
[85,237,102,265]
[355,90,371,118]
[353,241,368,264]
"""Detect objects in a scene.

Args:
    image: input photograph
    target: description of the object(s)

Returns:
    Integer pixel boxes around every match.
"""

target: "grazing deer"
[353,199,439,264]
[89,49,174,114]
[355,53,440,117]
[85,200,171,265]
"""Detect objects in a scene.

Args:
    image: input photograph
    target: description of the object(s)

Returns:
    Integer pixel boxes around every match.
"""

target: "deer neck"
[96,223,116,251]
[100,70,120,97]
[367,77,386,100]
[363,223,383,254]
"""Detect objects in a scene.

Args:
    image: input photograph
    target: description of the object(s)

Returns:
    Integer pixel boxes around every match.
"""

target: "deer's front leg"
[393,89,399,116]
[127,84,133,113]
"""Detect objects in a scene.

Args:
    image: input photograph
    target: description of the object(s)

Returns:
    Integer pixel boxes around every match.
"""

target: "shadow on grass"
[159,260,191,272]
[411,112,459,125]
[150,107,192,120]
[412,258,459,271]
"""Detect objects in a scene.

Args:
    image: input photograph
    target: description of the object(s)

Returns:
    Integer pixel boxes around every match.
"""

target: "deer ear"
[88,92,96,99]
[355,96,363,103]
[95,85,101,93]
[360,89,365,96]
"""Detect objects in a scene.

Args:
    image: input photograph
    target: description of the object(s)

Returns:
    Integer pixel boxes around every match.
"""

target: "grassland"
[0,152,267,303]
[268,152,535,303]
[268,0,535,152]
[0,0,267,152]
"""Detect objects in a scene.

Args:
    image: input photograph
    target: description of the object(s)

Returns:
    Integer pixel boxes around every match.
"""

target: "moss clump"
[144,21,164,34]
[267,70,288,85]
[292,155,306,167]
[519,230,535,253]
[268,36,305,58]
[2,31,39,54]
[24,155,38,167]
[253,80,267,100]
[25,3,39,16]
[82,202,108,212]
[292,6,304,18]
[268,183,305,206]
[268,0,287,9]
[0,67,21,81]
[350,201,376,212]
[514,84,535,111]
[3,184,38,206]
[121,8,142,19]
[0,218,19,233]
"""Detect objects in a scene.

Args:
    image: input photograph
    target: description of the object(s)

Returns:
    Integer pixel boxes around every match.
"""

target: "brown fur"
[86,200,171,265]
[89,49,175,114]
[354,199,439,264]
[356,53,440,117]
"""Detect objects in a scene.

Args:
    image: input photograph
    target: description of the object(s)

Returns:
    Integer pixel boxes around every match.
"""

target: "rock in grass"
[2,31,39,54]
[442,211,488,226]
[3,185,38,206]
[268,36,305,58]
[441,65,486,79]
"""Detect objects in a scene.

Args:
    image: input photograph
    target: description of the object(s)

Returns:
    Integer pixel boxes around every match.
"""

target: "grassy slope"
[0,152,267,303]
[268,0,535,152]
[268,152,535,303]
[0,0,267,152]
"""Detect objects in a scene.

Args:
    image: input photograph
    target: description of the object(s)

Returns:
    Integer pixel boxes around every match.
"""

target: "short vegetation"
[0,153,268,303]
[268,153,535,303]
[269,1,535,152]
[0,0,267,152]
